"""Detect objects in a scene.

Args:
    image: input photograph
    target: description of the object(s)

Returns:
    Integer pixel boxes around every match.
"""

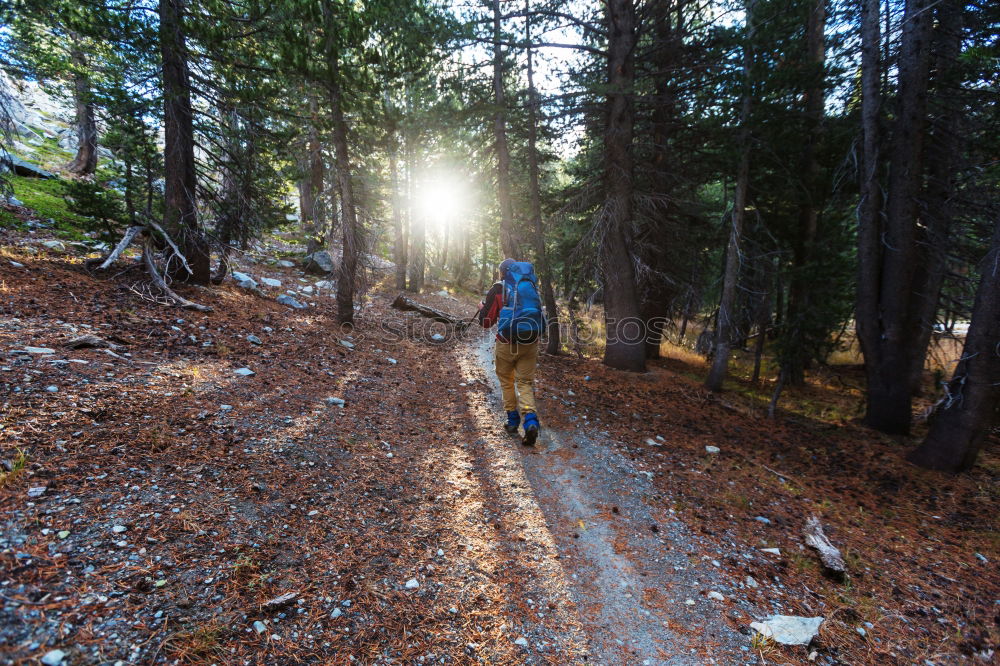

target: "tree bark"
[908,215,1000,472]
[783,0,825,386]
[389,117,407,291]
[639,0,683,360]
[159,0,209,284]
[67,43,97,176]
[302,95,325,254]
[326,53,361,325]
[600,0,645,372]
[492,0,519,259]
[904,0,964,397]
[856,0,935,434]
[406,90,424,292]
[706,0,755,392]
[524,2,560,354]
[855,0,882,407]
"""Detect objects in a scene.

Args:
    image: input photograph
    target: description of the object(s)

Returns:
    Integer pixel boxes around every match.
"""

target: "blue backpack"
[498,261,545,343]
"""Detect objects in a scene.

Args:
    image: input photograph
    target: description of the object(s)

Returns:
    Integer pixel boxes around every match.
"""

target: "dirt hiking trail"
[455,335,750,664]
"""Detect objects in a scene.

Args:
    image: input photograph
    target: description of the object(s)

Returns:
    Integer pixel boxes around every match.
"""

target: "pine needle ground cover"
[0,220,996,664]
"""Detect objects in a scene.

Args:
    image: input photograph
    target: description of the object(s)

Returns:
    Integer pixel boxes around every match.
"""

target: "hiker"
[475,258,546,445]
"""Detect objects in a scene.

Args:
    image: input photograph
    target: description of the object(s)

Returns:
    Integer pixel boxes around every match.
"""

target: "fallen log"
[391,294,470,330]
[804,515,846,575]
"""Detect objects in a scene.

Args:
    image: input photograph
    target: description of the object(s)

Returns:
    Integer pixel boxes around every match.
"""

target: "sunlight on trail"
[444,347,591,657]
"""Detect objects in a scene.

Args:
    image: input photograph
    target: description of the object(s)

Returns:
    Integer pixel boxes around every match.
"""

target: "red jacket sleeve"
[476,283,504,328]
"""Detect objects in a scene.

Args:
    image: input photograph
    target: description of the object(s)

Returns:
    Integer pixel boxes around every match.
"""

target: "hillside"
[1,205,997,664]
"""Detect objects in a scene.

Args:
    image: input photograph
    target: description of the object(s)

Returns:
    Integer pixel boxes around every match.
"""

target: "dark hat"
[498,258,515,276]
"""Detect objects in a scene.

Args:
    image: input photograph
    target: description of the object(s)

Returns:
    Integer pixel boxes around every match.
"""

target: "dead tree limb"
[142,239,212,312]
[146,218,193,276]
[391,294,470,329]
[91,225,145,270]
[804,515,847,575]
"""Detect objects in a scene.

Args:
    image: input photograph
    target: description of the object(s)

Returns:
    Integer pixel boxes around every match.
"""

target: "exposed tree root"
[142,239,212,312]
[86,224,213,312]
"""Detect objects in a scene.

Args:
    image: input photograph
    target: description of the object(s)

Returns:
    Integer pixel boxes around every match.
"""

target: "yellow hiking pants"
[494,339,539,415]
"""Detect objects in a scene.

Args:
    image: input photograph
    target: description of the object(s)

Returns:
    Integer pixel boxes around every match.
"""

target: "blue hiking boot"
[522,412,540,446]
[504,410,520,435]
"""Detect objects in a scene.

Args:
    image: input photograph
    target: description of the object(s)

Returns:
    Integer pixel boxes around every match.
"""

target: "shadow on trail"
[453,335,753,665]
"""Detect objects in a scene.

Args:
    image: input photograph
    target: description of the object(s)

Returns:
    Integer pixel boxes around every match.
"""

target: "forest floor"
[0,217,998,666]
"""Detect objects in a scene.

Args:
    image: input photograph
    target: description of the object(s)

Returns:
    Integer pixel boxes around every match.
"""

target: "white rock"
[330,608,342,618]
[232,271,254,283]
[300,285,314,294]
[750,615,824,646]
[705,445,721,454]
[325,397,345,407]
[234,367,255,376]
[684,598,696,606]
[45,385,58,392]
[276,294,306,309]
[41,650,66,665]
[253,620,267,634]
[431,333,445,342]
[745,576,759,588]
[761,548,781,555]
[387,358,398,365]
[41,240,66,252]
[404,578,419,589]
[9,260,24,268]
[220,404,233,411]
[260,277,282,288]
[339,339,355,349]
[23,346,55,354]
[514,637,529,647]
[644,438,662,447]
[277,260,295,268]
[708,591,725,601]
[111,525,127,534]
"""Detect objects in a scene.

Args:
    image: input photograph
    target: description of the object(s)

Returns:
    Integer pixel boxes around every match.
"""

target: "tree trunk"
[159,0,209,284]
[67,43,97,176]
[856,0,881,393]
[124,161,136,225]
[782,0,825,386]
[478,234,489,291]
[856,0,935,434]
[639,0,684,361]
[302,95,325,254]
[524,3,560,354]
[389,119,407,291]
[601,0,645,372]
[406,91,424,293]
[904,0,964,397]
[908,215,1000,471]
[492,0,519,259]
[706,0,755,392]
[326,53,361,325]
